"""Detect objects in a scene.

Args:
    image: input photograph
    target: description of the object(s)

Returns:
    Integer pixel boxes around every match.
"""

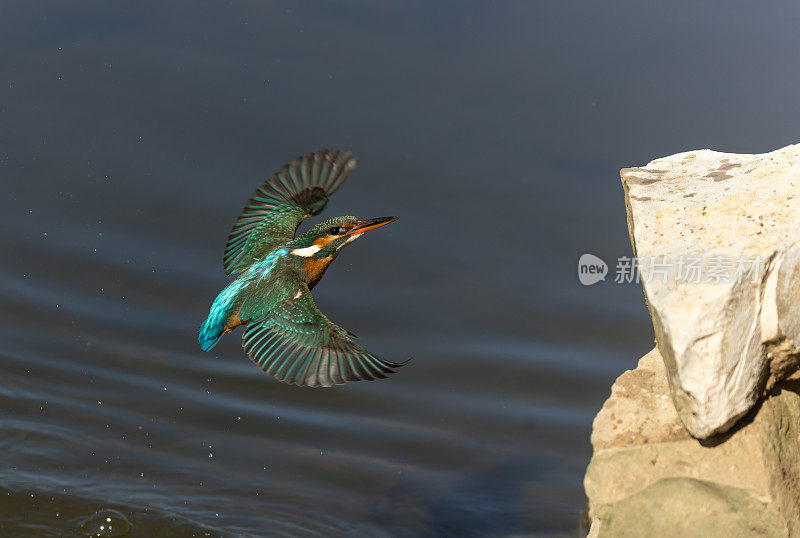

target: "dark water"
[2,1,799,536]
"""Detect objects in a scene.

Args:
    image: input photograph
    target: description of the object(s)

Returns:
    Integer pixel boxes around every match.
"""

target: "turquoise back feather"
[199,249,288,351]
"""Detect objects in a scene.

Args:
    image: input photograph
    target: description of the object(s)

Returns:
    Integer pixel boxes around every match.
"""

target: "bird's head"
[288,215,398,260]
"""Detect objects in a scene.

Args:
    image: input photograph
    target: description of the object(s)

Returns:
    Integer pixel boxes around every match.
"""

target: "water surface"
[2,1,800,536]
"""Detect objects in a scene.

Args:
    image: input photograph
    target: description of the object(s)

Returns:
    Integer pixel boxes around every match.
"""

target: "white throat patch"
[290,245,321,257]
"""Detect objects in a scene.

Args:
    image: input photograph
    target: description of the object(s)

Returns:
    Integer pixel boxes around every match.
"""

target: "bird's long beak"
[348,216,398,236]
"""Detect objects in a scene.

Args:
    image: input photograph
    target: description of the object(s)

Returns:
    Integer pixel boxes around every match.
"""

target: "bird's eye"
[328,227,341,235]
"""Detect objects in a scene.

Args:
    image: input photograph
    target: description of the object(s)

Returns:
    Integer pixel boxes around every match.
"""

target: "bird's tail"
[198,316,225,352]
[198,280,245,351]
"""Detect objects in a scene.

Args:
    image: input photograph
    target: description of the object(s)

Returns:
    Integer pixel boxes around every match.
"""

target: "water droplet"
[65,509,132,537]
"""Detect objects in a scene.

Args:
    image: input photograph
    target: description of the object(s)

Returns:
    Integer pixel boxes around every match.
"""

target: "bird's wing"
[239,279,407,387]
[224,149,358,275]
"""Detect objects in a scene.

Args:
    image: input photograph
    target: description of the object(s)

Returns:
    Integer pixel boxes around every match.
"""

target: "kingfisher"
[199,149,406,387]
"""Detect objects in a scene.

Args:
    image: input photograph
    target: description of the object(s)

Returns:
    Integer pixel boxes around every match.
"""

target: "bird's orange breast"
[302,255,334,290]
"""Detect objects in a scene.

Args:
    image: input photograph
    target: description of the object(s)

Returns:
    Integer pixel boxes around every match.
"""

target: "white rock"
[584,347,800,537]
[622,143,800,438]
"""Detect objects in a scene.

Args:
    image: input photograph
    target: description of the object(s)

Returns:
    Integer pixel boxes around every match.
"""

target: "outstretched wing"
[240,281,407,387]
[224,149,357,275]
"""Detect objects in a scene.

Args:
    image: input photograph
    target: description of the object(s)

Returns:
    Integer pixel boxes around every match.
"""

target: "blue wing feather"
[239,281,407,387]
[223,149,358,275]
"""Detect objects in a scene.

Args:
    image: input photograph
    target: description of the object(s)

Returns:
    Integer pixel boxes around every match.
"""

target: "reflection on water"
[3,0,798,535]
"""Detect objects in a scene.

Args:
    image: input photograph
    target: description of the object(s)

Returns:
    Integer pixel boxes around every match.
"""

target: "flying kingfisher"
[199,149,406,387]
